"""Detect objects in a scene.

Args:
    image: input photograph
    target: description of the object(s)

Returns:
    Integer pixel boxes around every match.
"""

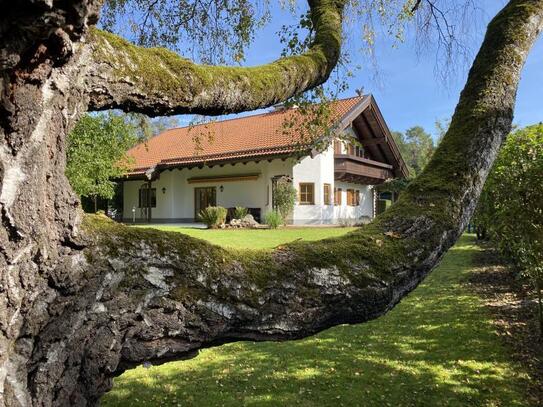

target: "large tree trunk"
[0,0,542,406]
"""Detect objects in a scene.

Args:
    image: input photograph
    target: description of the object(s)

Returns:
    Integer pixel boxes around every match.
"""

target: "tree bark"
[0,0,542,406]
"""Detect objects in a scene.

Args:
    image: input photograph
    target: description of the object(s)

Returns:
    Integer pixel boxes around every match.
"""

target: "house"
[121,95,409,225]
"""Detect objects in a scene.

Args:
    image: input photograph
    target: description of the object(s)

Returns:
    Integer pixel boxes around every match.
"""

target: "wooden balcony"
[334,154,394,185]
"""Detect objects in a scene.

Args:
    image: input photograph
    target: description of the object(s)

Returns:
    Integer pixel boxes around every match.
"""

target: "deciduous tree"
[66,113,138,212]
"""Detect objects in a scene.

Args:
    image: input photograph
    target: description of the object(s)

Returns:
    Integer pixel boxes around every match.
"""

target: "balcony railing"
[334,154,393,184]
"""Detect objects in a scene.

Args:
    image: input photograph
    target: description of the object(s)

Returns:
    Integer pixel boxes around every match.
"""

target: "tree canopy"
[66,113,138,205]
[392,126,436,178]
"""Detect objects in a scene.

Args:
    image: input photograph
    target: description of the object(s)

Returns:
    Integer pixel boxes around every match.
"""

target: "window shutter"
[323,184,331,205]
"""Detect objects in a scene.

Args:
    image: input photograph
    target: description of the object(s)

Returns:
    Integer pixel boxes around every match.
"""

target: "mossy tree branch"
[85,0,346,116]
[54,4,542,397]
[74,0,543,385]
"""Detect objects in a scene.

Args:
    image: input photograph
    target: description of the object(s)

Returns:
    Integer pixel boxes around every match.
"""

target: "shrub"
[233,206,249,219]
[264,211,283,229]
[474,124,543,336]
[273,177,297,223]
[198,206,227,229]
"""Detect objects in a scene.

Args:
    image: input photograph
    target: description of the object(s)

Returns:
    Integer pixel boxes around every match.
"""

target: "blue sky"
[175,1,543,139]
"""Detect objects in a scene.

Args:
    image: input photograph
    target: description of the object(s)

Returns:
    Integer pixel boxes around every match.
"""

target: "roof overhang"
[119,146,312,181]
[335,95,409,179]
[119,95,409,181]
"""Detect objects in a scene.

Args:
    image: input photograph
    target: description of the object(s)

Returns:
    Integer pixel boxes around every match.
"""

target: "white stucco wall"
[122,144,376,225]
[292,144,335,224]
[122,159,294,222]
[333,182,373,224]
[290,144,374,225]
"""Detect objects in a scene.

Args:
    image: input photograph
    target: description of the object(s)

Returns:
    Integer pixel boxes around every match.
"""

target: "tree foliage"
[66,113,138,205]
[124,113,179,141]
[474,124,543,335]
[392,126,435,177]
[100,0,269,64]
[273,177,298,222]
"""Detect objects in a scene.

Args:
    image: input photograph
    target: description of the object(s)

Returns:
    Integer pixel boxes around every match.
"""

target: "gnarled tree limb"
[85,0,346,116]
[35,1,538,403]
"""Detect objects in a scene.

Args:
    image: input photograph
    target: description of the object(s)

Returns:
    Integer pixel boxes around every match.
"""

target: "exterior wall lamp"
[219,185,224,192]
[162,187,166,194]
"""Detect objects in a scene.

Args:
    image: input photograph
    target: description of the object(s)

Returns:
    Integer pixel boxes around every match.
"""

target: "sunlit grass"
[133,225,357,249]
[103,235,531,406]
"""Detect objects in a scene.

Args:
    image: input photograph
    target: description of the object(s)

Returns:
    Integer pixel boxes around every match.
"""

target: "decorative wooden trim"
[334,154,393,169]
[187,173,260,184]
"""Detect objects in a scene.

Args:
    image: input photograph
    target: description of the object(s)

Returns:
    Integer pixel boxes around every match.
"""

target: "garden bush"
[233,206,249,219]
[474,124,543,336]
[264,211,283,229]
[198,206,227,229]
[273,177,297,223]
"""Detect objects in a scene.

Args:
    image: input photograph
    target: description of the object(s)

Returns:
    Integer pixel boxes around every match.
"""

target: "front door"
[194,187,217,219]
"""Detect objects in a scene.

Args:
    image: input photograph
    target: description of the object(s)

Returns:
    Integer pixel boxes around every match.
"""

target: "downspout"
[147,180,152,224]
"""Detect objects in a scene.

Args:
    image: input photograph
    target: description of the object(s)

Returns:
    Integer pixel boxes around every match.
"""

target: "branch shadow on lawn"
[102,236,532,407]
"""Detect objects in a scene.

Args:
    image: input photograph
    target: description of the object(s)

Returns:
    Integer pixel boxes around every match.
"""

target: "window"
[323,183,331,205]
[347,189,356,206]
[299,183,315,205]
[139,187,156,208]
[334,140,342,154]
[346,142,364,158]
[355,189,361,206]
[334,188,342,205]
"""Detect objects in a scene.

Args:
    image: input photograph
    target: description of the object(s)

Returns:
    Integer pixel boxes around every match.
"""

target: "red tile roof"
[127,96,364,175]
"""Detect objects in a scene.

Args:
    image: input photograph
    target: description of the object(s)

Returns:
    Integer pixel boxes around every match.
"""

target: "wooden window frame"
[323,183,332,205]
[334,187,342,206]
[138,187,157,208]
[299,183,315,205]
[355,145,364,158]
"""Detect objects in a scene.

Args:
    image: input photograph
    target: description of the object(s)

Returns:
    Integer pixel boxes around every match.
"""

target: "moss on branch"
[87,0,345,115]
[79,0,543,376]
[82,214,419,305]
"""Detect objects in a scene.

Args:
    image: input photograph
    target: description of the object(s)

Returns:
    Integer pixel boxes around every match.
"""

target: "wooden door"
[194,187,216,218]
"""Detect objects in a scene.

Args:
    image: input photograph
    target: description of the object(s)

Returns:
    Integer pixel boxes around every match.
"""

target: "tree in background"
[434,118,451,145]
[392,126,436,177]
[125,113,180,141]
[66,113,138,212]
[474,124,543,337]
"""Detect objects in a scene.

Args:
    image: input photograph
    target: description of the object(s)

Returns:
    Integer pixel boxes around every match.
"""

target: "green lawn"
[133,225,356,250]
[103,235,531,407]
